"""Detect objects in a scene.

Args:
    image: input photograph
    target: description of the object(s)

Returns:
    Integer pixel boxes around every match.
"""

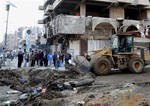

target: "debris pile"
[0,68,94,106]
[0,67,150,106]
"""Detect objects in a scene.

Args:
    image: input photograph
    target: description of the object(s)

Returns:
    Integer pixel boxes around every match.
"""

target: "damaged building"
[38,0,150,56]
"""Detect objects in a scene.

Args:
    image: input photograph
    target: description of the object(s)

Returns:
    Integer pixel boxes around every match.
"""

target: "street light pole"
[3,1,17,65]
[4,1,17,48]
[5,4,10,47]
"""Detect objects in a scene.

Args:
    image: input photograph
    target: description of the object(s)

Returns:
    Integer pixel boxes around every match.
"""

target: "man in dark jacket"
[53,52,57,67]
[18,49,23,68]
[53,51,62,69]
[64,52,71,65]
[37,50,43,66]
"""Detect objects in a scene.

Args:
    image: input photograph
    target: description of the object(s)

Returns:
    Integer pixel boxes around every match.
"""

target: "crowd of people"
[17,48,72,69]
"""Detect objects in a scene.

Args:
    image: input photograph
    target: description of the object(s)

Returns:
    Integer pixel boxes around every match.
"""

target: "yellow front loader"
[76,32,150,75]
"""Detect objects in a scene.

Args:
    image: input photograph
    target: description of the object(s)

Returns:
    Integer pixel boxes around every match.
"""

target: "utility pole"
[5,4,10,47]
[3,1,17,65]
[4,1,17,48]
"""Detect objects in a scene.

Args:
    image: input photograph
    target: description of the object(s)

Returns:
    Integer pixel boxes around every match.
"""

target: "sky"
[0,0,44,43]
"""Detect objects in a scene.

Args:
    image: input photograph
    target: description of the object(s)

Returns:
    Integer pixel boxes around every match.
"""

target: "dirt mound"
[0,68,150,106]
[0,68,63,99]
[0,69,22,86]
[0,68,94,105]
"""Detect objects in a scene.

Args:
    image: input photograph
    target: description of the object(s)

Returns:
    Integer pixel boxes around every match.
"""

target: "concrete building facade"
[18,27,44,52]
[39,0,150,56]
[5,31,18,51]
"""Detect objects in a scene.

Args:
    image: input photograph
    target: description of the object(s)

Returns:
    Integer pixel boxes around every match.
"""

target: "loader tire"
[93,57,111,75]
[128,58,144,74]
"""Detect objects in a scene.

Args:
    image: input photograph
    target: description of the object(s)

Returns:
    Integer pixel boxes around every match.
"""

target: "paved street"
[2,57,150,71]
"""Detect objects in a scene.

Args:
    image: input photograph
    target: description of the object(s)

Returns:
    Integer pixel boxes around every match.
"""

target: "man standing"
[23,51,29,67]
[64,52,72,65]
[43,50,48,67]
[55,51,62,69]
[18,48,23,68]
[29,51,35,67]
[38,50,43,66]
[34,49,39,66]
[53,52,57,68]
[47,51,53,67]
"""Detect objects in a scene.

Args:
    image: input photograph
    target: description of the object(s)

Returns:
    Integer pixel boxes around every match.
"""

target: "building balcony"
[92,0,117,3]
[118,0,132,3]
[53,0,63,9]
[38,15,49,24]
[45,4,53,14]
[39,5,44,10]
[38,19,45,24]
[44,0,54,9]
[136,0,149,6]
[44,12,50,16]
[131,0,149,6]
[50,15,86,35]
[48,15,141,37]
[91,0,132,3]
[145,4,150,9]
[94,0,149,5]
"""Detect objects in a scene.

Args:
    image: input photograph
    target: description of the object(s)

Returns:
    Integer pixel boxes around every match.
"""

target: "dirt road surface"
[0,66,150,106]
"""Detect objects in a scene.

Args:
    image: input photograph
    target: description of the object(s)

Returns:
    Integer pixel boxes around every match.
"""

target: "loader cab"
[111,34,133,54]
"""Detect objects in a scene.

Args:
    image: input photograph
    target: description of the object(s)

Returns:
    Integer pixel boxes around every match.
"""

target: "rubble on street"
[0,67,150,106]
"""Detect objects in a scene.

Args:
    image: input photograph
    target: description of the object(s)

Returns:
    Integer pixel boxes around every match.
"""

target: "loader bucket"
[73,55,91,72]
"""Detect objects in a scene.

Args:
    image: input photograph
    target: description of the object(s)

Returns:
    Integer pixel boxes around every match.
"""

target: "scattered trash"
[37,87,42,92]
[19,93,28,103]
[78,101,85,106]
[2,100,17,106]
[42,88,47,94]
[91,104,101,106]
[70,79,94,87]
[33,89,38,94]
[6,90,21,94]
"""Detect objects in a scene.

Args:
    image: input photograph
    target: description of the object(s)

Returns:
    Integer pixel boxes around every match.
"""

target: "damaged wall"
[49,15,142,55]
[69,41,80,56]
[92,17,117,33]
[88,40,111,54]
[51,15,86,35]
[109,6,124,19]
